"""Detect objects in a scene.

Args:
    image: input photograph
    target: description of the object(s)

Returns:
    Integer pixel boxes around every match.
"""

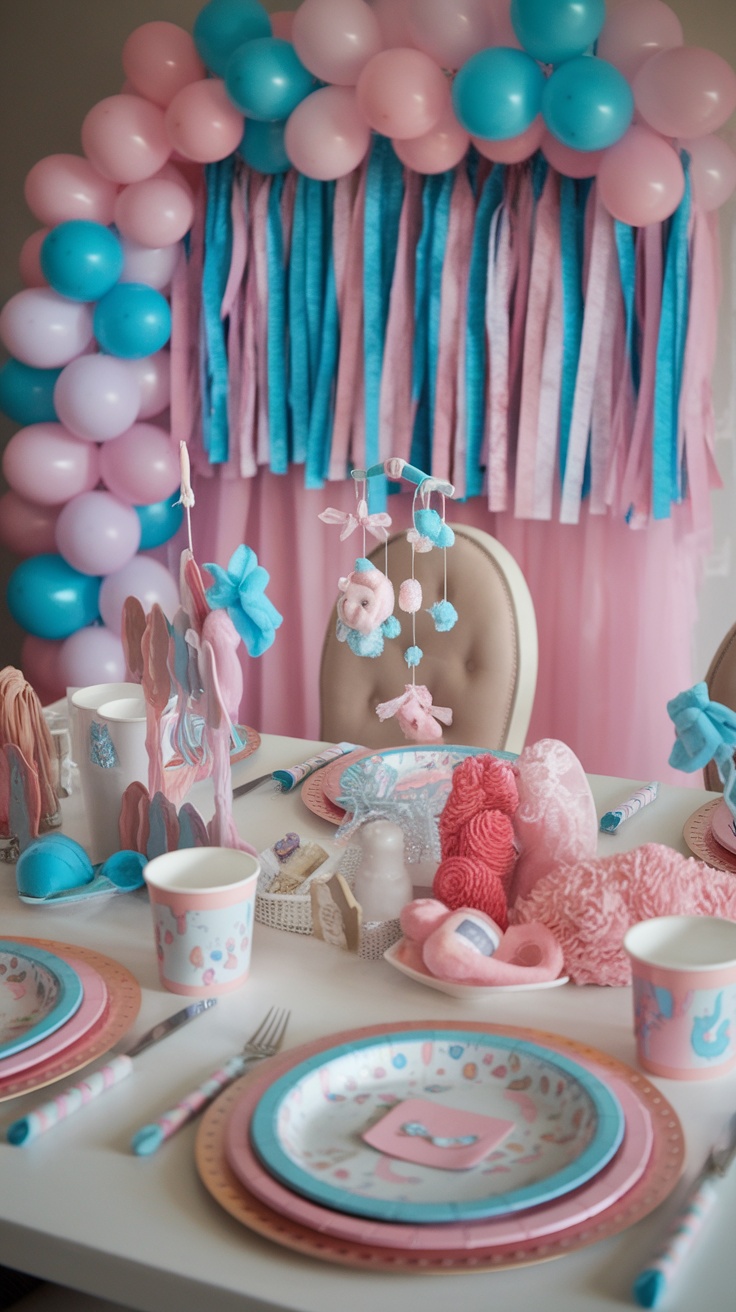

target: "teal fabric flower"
[667,682,736,774]
[204,545,283,657]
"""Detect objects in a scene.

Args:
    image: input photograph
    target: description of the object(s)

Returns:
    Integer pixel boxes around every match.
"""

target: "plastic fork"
[130,1006,290,1156]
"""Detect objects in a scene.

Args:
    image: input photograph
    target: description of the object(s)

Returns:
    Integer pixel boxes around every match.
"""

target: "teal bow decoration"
[667,682,736,813]
[204,545,283,657]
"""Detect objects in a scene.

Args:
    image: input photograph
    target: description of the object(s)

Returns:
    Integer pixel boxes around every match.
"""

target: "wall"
[0,0,734,688]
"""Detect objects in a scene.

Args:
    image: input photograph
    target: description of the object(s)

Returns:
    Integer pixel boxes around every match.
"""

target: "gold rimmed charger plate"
[195,1021,684,1274]
[683,799,736,874]
[0,938,140,1102]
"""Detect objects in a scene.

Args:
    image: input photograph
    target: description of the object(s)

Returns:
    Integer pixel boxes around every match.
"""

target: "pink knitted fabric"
[510,738,598,904]
[511,843,736,986]
[433,754,519,930]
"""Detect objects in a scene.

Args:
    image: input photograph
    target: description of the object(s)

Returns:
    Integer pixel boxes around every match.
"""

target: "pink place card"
[361,1097,516,1171]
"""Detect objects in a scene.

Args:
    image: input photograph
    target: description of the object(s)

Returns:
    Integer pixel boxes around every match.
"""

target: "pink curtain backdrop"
[190,466,707,787]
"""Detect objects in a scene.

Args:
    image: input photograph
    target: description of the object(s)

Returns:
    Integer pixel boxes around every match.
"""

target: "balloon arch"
[1,0,735,705]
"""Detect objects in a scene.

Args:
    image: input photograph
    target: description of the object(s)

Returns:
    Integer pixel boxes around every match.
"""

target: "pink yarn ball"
[399,578,422,613]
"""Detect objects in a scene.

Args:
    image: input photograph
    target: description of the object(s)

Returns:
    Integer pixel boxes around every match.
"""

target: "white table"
[1,736,735,1312]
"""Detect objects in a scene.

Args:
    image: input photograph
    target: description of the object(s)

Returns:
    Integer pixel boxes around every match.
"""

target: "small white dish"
[383,940,569,997]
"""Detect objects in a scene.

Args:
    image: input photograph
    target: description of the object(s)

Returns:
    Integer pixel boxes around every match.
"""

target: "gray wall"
[0,0,734,683]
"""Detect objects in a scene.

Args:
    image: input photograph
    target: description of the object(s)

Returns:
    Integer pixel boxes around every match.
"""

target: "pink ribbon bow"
[319,500,392,542]
[375,684,453,743]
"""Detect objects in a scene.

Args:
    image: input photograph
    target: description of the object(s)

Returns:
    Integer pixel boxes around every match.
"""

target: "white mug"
[71,683,147,862]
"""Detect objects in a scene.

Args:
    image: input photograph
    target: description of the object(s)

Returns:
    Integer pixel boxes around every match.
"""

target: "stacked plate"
[195,1020,685,1273]
[684,797,736,874]
[0,937,141,1101]
[300,744,510,826]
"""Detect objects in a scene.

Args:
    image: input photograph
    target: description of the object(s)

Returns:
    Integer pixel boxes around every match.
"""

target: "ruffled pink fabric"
[511,843,736,986]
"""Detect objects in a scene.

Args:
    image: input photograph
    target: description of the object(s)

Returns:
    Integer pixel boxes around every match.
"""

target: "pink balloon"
[114,177,195,248]
[682,134,736,212]
[597,1,683,83]
[634,47,736,140]
[542,131,604,178]
[393,103,469,173]
[271,10,296,40]
[24,154,119,227]
[164,80,245,164]
[19,229,50,287]
[152,160,196,201]
[127,350,171,419]
[81,95,171,184]
[53,355,142,443]
[367,0,413,47]
[0,288,93,368]
[486,0,521,48]
[2,423,100,506]
[119,237,183,291]
[474,116,545,164]
[99,423,180,505]
[55,490,141,576]
[99,554,180,633]
[122,21,206,108]
[356,48,450,140]
[292,0,383,86]
[285,87,372,180]
[407,0,496,71]
[58,624,127,688]
[0,490,60,556]
[597,124,685,226]
[20,635,66,705]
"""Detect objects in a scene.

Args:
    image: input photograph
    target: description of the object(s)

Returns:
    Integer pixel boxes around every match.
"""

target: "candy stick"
[600,781,660,833]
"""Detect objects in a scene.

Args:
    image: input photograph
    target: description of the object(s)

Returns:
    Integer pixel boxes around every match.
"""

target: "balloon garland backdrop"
[1,0,735,702]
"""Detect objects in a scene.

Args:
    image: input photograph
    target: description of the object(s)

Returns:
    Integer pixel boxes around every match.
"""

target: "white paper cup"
[144,848,260,996]
[71,683,147,862]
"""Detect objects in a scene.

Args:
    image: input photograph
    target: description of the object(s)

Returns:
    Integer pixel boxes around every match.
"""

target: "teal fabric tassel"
[558,177,585,485]
[465,164,505,498]
[306,182,338,490]
[201,158,235,464]
[363,137,404,509]
[266,174,289,474]
[288,174,309,464]
[652,158,691,519]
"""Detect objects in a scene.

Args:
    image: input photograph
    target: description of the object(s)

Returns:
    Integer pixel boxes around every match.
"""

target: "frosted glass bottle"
[354,820,414,921]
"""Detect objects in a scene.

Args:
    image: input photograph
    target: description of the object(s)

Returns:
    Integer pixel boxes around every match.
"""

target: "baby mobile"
[320,456,458,741]
[1,0,736,702]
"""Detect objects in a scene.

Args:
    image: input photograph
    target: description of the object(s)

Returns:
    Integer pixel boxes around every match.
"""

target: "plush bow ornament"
[319,501,392,543]
[336,558,400,657]
[204,545,283,658]
[376,684,453,742]
[667,682,736,812]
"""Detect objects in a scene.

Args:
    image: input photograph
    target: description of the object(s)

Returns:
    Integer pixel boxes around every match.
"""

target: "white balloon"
[0,287,94,368]
[119,237,182,291]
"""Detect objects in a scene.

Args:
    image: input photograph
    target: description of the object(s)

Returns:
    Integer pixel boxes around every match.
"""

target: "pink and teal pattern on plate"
[0,940,83,1062]
[249,1029,624,1224]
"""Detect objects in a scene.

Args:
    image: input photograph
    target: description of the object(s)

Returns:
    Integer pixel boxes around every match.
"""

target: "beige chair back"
[319,524,537,752]
[704,621,736,792]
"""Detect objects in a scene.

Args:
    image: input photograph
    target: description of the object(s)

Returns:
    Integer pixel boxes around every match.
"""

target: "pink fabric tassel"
[487,203,512,511]
[330,160,368,478]
[514,168,559,519]
[379,169,422,468]
[560,192,615,524]
[432,166,471,484]
[679,209,723,534]
[619,224,663,525]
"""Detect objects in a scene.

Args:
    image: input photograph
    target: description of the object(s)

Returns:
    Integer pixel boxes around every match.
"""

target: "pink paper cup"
[624,915,736,1080]
[144,848,260,996]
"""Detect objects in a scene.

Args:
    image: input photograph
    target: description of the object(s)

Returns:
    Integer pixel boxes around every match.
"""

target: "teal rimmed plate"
[249,1028,624,1225]
[0,940,83,1061]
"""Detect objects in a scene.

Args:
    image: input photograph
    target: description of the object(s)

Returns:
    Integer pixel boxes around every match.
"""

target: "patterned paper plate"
[195,1021,684,1273]
[0,940,83,1061]
[0,939,140,1103]
[683,800,736,873]
[249,1029,624,1224]
[320,745,511,807]
[0,953,107,1080]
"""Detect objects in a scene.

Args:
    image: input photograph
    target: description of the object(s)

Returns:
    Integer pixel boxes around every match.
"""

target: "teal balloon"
[0,359,60,424]
[40,221,124,302]
[542,57,634,151]
[135,497,183,549]
[7,553,101,639]
[194,0,272,78]
[240,118,290,174]
[225,37,315,122]
[511,0,606,65]
[93,283,171,359]
[452,47,544,140]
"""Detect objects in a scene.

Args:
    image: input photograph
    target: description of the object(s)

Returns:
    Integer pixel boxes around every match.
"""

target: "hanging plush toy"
[320,458,461,743]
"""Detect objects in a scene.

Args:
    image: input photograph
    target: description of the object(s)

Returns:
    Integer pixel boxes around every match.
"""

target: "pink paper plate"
[683,800,736,873]
[222,1029,653,1251]
[709,798,736,855]
[0,952,107,1080]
